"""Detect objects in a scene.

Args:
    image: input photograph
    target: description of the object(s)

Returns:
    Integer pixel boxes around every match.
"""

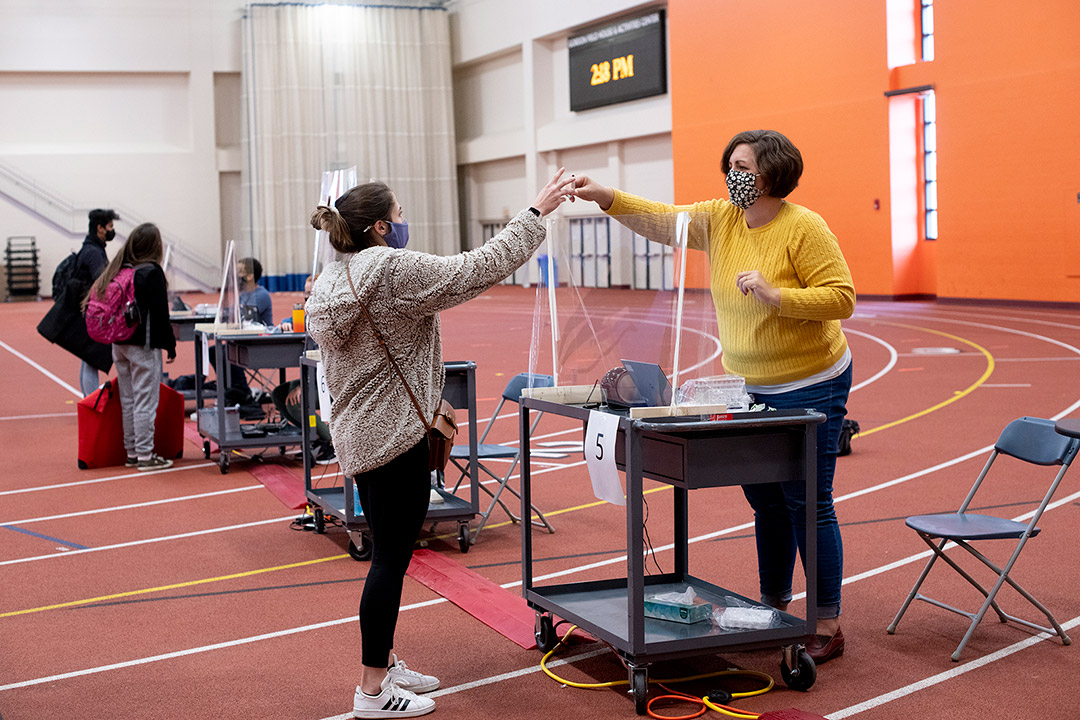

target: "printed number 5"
[595,432,604,460]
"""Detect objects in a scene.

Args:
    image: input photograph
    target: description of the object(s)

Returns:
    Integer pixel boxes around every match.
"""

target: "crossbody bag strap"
[345,261,432,432]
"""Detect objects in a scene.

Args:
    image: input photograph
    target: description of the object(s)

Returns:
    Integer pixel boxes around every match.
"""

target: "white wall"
[0,0,246,294]
[447,0,673,286]
[0,0,672,293]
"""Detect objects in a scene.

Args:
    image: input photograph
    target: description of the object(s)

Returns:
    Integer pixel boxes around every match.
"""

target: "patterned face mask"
[726,169,764,210]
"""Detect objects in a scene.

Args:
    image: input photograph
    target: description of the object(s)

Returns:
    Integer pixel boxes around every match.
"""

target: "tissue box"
[644,596,713,624]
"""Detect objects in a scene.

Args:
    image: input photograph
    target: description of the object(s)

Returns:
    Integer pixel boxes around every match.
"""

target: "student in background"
[37,208,120,395]
[84,223,177,471]
[238,257,273,326]
[274,274,336,465]
[209,256,273,415]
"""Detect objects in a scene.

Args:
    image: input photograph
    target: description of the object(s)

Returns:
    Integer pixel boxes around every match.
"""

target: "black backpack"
[51,251,79,300]
[838,419,860,456]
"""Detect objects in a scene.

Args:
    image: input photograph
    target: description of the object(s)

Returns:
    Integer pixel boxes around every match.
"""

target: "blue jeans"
[741,363,852,619]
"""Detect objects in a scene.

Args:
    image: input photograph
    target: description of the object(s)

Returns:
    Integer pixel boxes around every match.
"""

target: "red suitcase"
[77,378,185,469]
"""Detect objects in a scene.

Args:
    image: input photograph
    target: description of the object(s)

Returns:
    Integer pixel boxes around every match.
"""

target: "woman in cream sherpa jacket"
[305,169,574,718]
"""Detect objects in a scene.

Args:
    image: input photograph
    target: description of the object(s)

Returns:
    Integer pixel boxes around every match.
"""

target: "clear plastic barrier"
[214,239,242,327]
[313,166,358,278]
[528,211,741,414]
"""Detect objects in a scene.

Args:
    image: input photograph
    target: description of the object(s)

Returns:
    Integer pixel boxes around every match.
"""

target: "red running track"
[2,287,1079,720]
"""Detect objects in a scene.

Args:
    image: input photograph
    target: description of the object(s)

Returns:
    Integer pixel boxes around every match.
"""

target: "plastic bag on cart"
[712,596,782,631]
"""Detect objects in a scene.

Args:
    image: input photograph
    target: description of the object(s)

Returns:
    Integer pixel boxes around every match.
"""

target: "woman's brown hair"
[310,181,395,253]
[721,129,804,199]
[82,223,165,311]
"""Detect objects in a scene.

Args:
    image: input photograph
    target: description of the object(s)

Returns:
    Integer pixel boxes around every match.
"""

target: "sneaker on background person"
[352,677,434,719]
[137,454,173,471]
[314,440,338,465]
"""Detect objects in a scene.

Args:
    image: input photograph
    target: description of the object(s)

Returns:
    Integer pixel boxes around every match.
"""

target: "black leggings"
[354,436,431,668]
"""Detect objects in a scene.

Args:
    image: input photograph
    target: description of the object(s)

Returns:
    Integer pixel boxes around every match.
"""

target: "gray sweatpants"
[113,343,162,459]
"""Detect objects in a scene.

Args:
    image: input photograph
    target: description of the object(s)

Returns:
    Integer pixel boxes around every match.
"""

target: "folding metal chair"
[449,372,556,541]
[887,416,1079,660]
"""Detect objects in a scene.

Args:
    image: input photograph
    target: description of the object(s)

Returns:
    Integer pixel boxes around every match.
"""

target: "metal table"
[168,311,216,401]
[194,327,309,473]
[519,398,826,713]
[299,356,481,559]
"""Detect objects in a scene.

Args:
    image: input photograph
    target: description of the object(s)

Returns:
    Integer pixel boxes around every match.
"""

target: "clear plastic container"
[674,374,754,411]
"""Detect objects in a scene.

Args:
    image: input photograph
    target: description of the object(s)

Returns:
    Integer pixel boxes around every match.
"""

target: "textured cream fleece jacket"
[305,209,545,477]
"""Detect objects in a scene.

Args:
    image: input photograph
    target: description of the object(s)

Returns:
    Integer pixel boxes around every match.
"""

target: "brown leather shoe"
[805,627,845,664]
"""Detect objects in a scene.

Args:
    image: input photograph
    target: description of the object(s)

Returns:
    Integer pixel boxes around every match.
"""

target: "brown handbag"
[345,264,457,472]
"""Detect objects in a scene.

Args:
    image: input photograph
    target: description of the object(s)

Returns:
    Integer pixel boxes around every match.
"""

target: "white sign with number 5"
[584,410,624,505]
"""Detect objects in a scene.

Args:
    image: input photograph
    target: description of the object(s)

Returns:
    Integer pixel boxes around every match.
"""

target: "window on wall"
[920,0,935,61]
[922,90,938,240]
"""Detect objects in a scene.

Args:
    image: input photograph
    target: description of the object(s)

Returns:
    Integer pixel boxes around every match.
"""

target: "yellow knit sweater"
[607,189,855,386]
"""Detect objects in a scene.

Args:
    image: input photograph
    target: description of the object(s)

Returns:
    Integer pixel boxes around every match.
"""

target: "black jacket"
[36,235,113,372]
[116,263,177,359]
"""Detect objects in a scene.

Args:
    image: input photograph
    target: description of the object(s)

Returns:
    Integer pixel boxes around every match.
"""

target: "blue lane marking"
[1,525,89,550]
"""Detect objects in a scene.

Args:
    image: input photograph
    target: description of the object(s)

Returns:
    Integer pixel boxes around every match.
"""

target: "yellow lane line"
[1,553,348,618]
[8,322,990,619]
[858,321,995,438]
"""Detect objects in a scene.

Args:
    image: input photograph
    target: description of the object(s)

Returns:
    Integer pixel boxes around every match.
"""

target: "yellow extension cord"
[539,624,775,719]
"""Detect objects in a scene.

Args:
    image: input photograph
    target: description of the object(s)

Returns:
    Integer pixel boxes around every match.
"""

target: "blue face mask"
[383,220,409,249]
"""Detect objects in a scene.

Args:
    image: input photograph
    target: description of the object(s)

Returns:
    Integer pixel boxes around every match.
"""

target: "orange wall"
[668,0,1080,302]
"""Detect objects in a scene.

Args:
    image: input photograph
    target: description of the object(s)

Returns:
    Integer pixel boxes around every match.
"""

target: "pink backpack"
[85,266,145,344]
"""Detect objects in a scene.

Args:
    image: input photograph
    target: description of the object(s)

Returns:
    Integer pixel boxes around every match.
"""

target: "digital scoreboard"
[568,9,667,112]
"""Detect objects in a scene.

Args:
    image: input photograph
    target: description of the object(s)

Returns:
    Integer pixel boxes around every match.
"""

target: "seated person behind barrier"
[208,256,274,418]
[274,274,336,464]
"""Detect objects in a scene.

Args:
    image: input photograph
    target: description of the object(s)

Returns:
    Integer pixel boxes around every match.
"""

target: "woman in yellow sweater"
[571,130,854,664]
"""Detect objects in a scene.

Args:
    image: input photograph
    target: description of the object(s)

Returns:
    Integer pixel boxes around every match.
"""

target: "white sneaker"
[352,678,434,718]
[428,488,444,505]
[387,653,440,693]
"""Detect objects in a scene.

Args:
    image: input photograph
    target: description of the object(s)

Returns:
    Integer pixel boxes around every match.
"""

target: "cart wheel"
[203,441,211,459]
[535,614,558,653]
[457,524,471,553]
[313,508,325,534]
[631,667,648,715]
[219,454,230,474]
[780,647,817,692]
[348,534,372,561]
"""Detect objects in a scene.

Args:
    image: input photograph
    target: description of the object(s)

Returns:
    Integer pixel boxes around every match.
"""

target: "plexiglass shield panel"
[528,211,751,414]
[312,166,357,278]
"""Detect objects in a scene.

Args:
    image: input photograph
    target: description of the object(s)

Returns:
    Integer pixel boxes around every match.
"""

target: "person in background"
[37,208,120,395]
[305,168,574,718]
[83,223,177,470]
[210,256,274,415]
[274,274,336,465]
[570,129,855,664]
[238,257,274,326]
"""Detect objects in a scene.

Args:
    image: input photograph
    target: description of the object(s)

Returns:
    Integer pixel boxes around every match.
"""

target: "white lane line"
[825,615,1080,719]
[790,486,1080,601]
[0,339,82,397]
[844,328,898,393]
[0,516,296,567]
[979,383,1032,388]
[3,470,1077,695]
[1,485,262,526]
[318,649,613,720]
[0,412,77,422]
[0,463,216,497]
[4,348,1079,695]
